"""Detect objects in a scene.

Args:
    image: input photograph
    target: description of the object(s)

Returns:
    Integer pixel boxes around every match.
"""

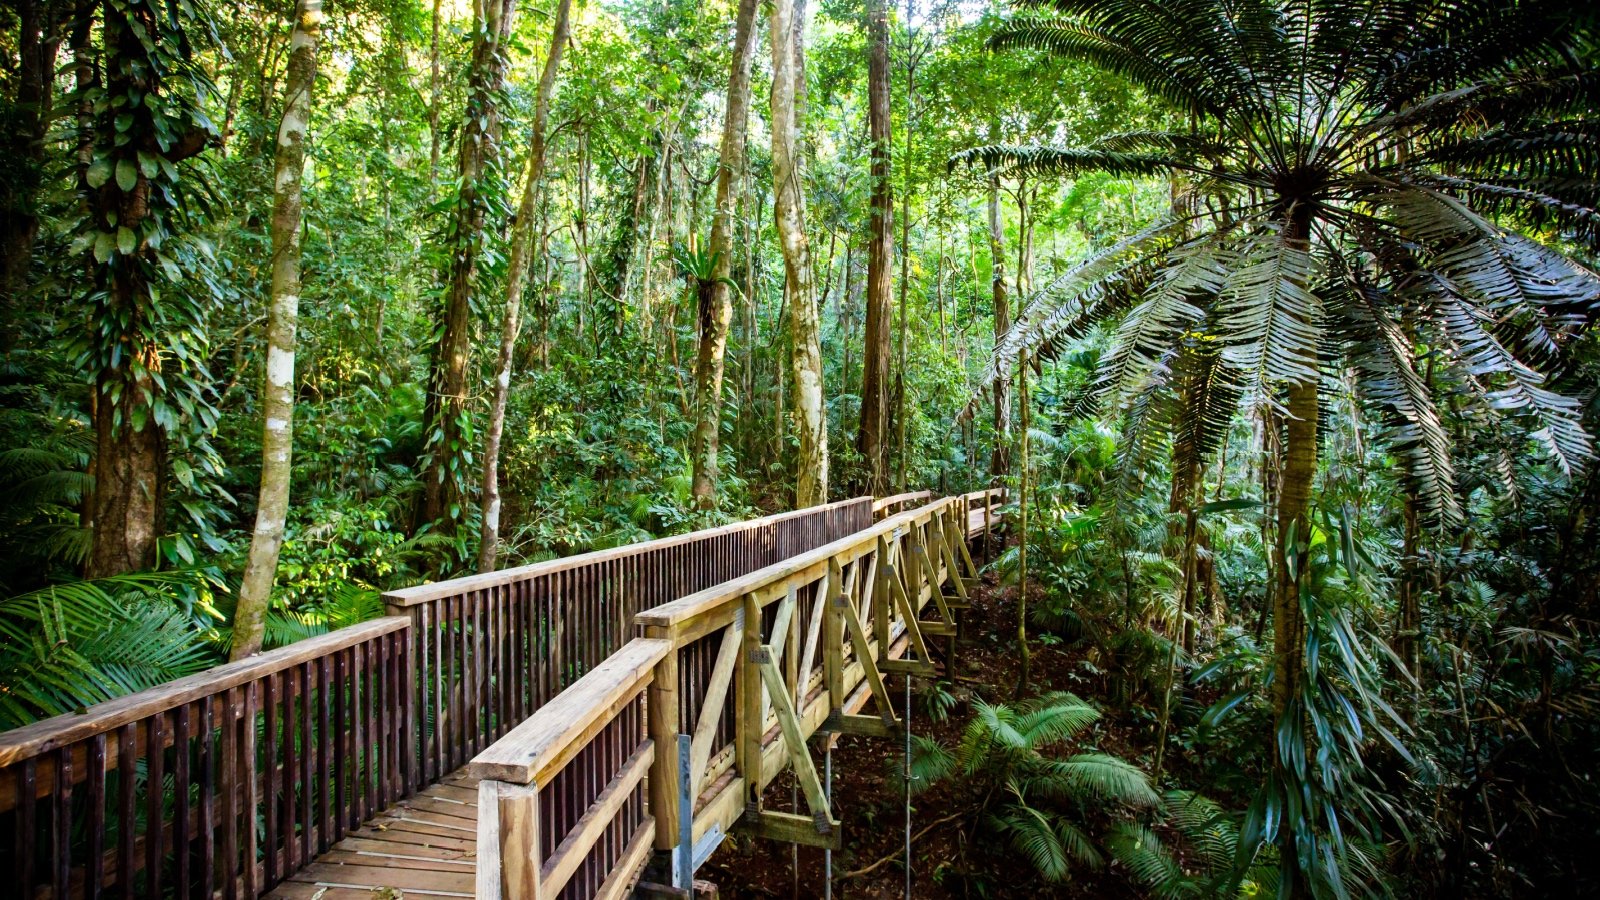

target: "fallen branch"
[838,810,968,880]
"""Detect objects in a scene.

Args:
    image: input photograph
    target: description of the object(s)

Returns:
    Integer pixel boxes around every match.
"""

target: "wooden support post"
[824,559,845,713]
[480,780,541,900]
[649,646,681,852]
[874,537,891,665]
[905,528,926,613]
[984,492,993,556]
[740,595,762,815]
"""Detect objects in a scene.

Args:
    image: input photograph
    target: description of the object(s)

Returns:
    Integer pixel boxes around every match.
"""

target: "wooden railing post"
[647,645,680,854]
[740,593,762,815]
[479,780,541,900]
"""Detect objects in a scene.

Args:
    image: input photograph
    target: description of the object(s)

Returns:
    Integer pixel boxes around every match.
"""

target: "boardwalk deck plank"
[263,778,483,900]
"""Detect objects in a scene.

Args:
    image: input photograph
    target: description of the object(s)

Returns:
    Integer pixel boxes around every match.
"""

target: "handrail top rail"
[635,496,960,634]
[383,496,873,607]
[0,615,411,766]
[963,487,1003,502]
[872,490,931,513]
[465,637,671,787]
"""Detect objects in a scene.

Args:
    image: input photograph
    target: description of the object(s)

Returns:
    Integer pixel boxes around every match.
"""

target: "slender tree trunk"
[0,0,63,349]
[986,176,1011,485]
[418,0,515,531]
[1015,350,1031,696]
[1272,212,1318,894]
[476,0,571,572]
[690,0,759,509]
[427,0,442,189]
[770,0,826,506]
[855,0,892,496]
[232,0,322,659]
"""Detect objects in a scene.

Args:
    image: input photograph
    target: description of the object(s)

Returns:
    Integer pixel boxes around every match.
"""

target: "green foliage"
[927,691,1159,882]
[0,572,217,729]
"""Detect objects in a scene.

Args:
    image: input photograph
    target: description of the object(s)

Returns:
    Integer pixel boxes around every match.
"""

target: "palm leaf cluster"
[0,573,214,728]
[956,0,1600,525]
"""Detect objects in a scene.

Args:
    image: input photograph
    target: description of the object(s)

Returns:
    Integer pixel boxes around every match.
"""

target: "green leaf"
[117,227,137,255]
[1197,498,1262,516]
[86,158,113,189]
[115,159,138,192]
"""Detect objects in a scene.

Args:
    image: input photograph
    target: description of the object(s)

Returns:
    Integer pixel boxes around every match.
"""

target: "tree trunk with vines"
[690,0,759,509]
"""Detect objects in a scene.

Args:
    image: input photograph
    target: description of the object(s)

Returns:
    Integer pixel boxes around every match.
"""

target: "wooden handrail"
[384,497,872,606]
[469,493,997,899]
[636,499,954,635]
[0,616,409,767]
[871,490,931,515]
[466,638,670,787]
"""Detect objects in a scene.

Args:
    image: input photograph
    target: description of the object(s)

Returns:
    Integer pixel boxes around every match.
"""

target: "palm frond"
[1048,752,1161,807]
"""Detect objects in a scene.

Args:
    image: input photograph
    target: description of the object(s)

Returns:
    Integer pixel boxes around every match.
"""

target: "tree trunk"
[855,0,893,497]
[476,0,571,572]
[986,176,1011,485]
[770,0,826,507]
[690,0,759,509]
[232,0,322,660]
[427,0,442,189]
[0,0,64,350]
[418,0,515,531]
[1271,209,1318,893]
[84,0,212,578]
[1015,350,1031,696]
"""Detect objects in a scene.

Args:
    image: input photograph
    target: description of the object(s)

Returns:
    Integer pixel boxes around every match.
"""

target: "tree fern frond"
[1216,227,1324,394]
[1169,340,1242,504]
[1088,129,1229,159]
[984,217,1191,391]
[1328,263,1462,526]
[952,143,1191,180]
[1373,70,1600,130]
[1095,233,1228,408]
[1429,283,1591,475]
[986,18,1224,117]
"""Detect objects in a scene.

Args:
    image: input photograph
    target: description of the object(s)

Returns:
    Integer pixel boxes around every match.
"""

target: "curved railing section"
[471,493,998,898]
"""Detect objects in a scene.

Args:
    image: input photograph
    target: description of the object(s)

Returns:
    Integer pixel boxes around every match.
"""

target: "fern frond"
[1216,227,1324,393]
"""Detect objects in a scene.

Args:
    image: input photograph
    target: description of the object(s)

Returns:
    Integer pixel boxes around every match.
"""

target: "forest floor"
[698,551,1156,899]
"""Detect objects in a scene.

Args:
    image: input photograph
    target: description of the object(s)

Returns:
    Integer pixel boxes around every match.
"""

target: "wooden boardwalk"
[266,498,1004,900]
[0,491,1002,900]
[265,773,482,899]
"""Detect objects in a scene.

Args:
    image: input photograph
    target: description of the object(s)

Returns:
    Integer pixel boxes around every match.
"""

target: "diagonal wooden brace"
[753,646,832,833]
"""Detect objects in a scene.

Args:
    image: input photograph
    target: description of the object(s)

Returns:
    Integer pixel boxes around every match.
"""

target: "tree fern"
[964,0,1600,531]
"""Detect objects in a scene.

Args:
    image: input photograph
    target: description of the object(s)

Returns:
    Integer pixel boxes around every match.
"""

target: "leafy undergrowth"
[700,561,1168,898]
